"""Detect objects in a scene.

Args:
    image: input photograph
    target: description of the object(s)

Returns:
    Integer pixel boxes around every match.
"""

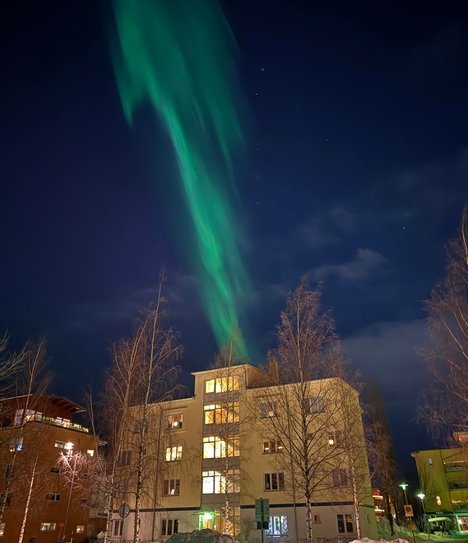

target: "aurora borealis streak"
[110,0,250,356]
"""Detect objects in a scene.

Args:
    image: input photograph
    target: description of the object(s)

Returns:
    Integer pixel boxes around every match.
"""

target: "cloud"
[343,319,429,409]
[298,205,358,249]
[312,248,386,283]
[64,272,201,332]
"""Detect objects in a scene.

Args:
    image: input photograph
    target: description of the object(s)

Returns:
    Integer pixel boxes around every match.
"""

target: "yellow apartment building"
[112,364,377,542]
[412,447,468,533]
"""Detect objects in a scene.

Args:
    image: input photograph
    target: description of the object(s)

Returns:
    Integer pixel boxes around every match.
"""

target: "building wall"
[0,399,98,543]
[115,364,377,542]
[413,447,468,532]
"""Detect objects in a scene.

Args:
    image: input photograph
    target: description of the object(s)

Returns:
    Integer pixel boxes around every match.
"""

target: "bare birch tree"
[100,277,181,543]
[250,280,365,543]
[419,204,468,442]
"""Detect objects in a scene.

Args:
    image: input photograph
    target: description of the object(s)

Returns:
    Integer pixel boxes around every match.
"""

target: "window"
[76,525,85,534]
[204,403,239,425]
[161,519,178,536]
[267,515,288,536]
[259,401,278,418]
[113,520,123,536]
[202,470,240,494]
[332,468,348,487]
[54,440,67,449]
[203,436,239,458]
[205,377,239,394]
[264,472,285,491]
[165,446,183,462]
[328,430,344,447]
[436,495,442,506]
[428,457,433,467]
[263,440,283,454]
[50,466,63,475]
[167,413,183,429]
[87,449,95,457]
[9,436,23,452]
[0,522,4,536]
[164,479,180,496]
[45,493,61,502]
[313,515,321,524]
[119,450,132,466]
[40,522,57,532]
[305,396,325,413]
[337,514,353,533]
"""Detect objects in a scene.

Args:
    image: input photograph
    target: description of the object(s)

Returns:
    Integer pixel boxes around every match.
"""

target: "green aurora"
[110,0,251,357]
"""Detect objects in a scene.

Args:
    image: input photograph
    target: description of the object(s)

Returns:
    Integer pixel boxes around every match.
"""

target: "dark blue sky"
[1,0,467,479]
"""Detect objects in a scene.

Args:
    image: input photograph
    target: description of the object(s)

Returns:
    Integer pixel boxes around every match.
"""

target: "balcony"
[18,413,89,434]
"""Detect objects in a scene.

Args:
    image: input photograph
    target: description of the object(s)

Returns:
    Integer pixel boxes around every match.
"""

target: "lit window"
[203,436,239,458]
[263,440,283,454]
[436,496,442,506]
[337,514,354,533]
[205,380,215,393]
[328,430,344,447]
[428,457,433,467]
[165,446,182,462]
[40,523,57,532]
[305,396,325,414]
[164,479,180,496]
[259,401,278,418]
[267,515,288,536]
[54,441,66,449]
[167,413,183,429]
[161,519,178,536]
[0,522,5,536]
[332,468,348,487]
[264,472,285,491]
[45,493,61,502]
[76,525,85,534]
[202,470,240,494]
[9,437,23,452]
[204,403,239,424]
[87,449,95,457]
[313,515,321,524]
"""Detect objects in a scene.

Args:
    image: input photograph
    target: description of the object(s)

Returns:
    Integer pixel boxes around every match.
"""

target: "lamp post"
[63,442,77,543]
[399,482,409,504]
[417,493,426,515]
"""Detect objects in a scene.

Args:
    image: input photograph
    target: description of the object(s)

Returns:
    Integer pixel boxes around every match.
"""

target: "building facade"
[114,364,378,542]
[412,447,468,533]
[0,395,99,543]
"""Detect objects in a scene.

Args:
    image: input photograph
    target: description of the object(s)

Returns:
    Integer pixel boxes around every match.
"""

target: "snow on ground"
[167,528,239,543]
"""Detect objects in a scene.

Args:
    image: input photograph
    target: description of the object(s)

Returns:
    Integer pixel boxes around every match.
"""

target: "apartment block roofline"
[0,393,86,414]
[190,363,256,376]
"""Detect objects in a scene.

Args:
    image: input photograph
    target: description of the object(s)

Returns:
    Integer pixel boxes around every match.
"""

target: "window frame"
[163,478,181,496]
[264,472,285,491]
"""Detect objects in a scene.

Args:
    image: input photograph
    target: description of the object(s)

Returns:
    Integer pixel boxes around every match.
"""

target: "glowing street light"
[399,482,409,503]
[417,492,426,515]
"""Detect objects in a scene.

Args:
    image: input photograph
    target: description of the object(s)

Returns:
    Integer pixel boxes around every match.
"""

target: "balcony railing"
[19,413,89,433]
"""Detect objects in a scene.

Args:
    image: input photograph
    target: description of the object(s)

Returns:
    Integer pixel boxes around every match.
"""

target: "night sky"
[1,1,467,480]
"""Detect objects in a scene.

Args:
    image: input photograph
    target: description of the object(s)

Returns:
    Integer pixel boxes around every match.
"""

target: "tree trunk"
[385,493,394,535]
[306,496,314,543]
[18,454,37,543]
[350,459,361,538]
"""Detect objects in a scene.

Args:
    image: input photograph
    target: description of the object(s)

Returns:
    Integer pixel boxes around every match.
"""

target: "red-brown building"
[0,395,99,543]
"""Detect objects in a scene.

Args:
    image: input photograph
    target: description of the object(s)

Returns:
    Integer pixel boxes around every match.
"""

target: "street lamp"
[399,482,409,504]
[417,492,426,515]
[63,442,77,542]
